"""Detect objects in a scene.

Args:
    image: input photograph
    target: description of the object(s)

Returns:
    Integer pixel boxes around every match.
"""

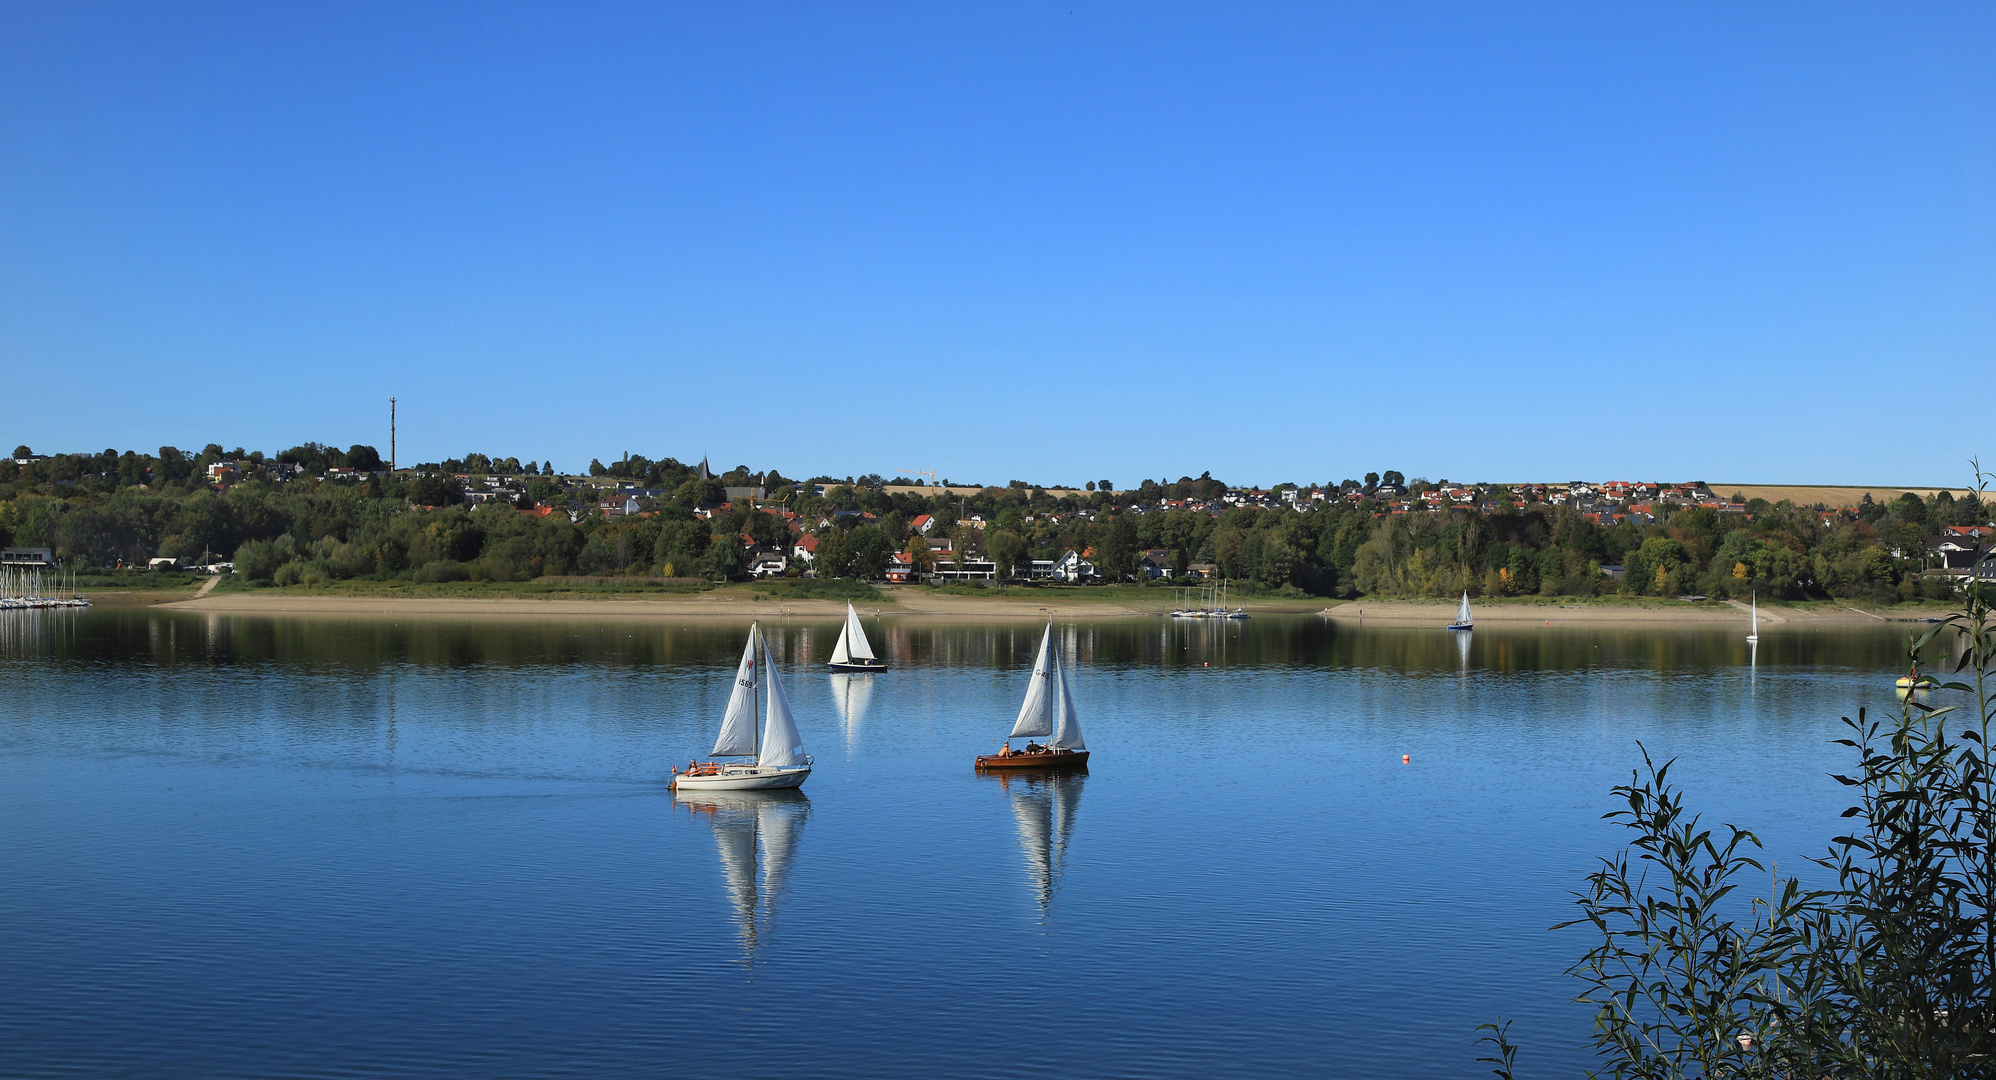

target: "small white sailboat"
[827,601,886,673]
[1745,591,1759,644]
[1446,591,1473,631]
[977,619,1089,771]
[671,622,812,791]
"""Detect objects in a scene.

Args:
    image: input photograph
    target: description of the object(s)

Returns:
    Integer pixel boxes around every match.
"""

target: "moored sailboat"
[1446,591,1473,631]
[1746,591,1759,644]
[976,619,1088,771]
[827,601,886,673]
[671,623,812,791]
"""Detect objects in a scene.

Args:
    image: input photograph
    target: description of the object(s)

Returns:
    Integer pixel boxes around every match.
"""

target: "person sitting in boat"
[1024,741,1044,755]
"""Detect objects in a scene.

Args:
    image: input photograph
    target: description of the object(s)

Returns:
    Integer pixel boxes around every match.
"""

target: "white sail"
[842,602,876,662]
[1751,593,1758,635]
[1009,621,1055,739]
[757,640,808,768]
[1050,638,1085,751]
[1457,592,1472,626]
[712,627,760,757]
[828,622,851,665]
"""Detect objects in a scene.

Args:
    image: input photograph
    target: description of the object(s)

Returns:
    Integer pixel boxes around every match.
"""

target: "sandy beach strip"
[151,588,1931,625]
[168,587,1159,619]
[1319,599,1918,626]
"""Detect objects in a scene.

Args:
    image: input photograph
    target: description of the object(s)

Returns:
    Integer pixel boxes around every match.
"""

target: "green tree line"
[0,447,1982,601]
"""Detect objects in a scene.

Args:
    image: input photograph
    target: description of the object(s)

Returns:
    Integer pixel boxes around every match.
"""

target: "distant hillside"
[1715,484,1972,507]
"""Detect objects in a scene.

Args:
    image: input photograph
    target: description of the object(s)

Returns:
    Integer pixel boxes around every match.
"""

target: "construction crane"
[896,468,938,487]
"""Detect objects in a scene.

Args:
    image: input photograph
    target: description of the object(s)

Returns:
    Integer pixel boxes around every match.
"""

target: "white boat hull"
[669,764,811,791]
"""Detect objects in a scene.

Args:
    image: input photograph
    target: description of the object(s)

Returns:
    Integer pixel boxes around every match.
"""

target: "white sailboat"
[827,601,886,673]
[1745,591,1759,644]
[1446,591,1473,631]
[976,619,1089,770]
[671,622,812,790]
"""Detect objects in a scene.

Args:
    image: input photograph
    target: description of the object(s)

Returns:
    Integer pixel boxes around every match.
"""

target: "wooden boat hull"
[669,764,811,791]
[975,750,1089,772]
[827,660,887,673]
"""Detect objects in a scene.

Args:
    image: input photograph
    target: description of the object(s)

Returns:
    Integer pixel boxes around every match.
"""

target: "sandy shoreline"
[1321,600,1919,626]
[166,587,1161,619]
[142,588,1934,625]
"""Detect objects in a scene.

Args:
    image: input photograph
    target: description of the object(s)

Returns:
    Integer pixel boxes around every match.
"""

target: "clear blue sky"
[3,3,1990,487]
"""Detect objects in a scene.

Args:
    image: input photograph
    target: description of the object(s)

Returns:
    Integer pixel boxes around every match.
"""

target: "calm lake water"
[0,607,1924,1078]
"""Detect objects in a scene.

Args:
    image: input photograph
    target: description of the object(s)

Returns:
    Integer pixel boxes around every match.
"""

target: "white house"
[1053,549,1098,582]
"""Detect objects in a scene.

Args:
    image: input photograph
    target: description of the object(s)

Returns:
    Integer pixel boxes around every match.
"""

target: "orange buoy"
[1402,754,1411,764]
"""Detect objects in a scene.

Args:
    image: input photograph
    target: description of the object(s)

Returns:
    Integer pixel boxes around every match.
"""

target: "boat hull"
[975,750,1089,772]
[1446,623,1472,631]
[827,660,887,673]
[669,764,812,791]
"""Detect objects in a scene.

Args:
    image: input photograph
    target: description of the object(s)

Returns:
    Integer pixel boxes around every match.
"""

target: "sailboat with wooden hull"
[827,602,886,673]
[1446,591,1473,631]
[671,623,813,791]
[976,619,1089,771]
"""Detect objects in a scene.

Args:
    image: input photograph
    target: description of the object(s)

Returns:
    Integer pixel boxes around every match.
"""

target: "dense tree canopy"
[0,445,1979,601]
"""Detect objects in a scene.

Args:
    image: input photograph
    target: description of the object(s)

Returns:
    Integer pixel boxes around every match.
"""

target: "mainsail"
[1050,636,1085,751]
[757,640,807,768]
[712,627,760,757]
[1009,621,1055,739]
[1456,592,1473,626]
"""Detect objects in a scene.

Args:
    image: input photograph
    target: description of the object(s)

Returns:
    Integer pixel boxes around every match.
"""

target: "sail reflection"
[983,771,1085,918]
[828,672,875,754]
[676,789,811,965]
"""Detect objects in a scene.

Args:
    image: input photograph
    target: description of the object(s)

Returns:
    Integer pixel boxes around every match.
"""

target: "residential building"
[1052,549,1098,582]
[1,547,56,567]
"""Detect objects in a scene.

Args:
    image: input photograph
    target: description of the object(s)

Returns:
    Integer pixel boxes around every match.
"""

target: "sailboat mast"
[751,622,760,760]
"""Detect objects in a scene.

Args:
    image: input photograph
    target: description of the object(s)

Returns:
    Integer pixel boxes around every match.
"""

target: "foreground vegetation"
[1481,481,1996,1078]
[1,443,1984,604]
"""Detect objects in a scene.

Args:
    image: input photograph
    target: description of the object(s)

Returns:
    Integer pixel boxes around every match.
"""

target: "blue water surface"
[0,609,1917,1078]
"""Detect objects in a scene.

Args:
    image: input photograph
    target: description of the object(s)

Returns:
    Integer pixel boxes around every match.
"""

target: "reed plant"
[1483,469,1996,1079]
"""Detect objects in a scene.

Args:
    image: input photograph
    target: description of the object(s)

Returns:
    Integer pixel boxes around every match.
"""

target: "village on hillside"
[2,445,1989,602]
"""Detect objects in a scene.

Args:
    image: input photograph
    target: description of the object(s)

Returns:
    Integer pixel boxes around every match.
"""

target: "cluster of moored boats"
[1168,580,1248,620]
[669,602,1088,792]
[0,566,90,610]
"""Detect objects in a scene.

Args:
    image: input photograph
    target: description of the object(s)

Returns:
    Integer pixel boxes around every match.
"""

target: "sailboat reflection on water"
[982,771,1086,917]
[829,671,875,754]
[675,789,811,965]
